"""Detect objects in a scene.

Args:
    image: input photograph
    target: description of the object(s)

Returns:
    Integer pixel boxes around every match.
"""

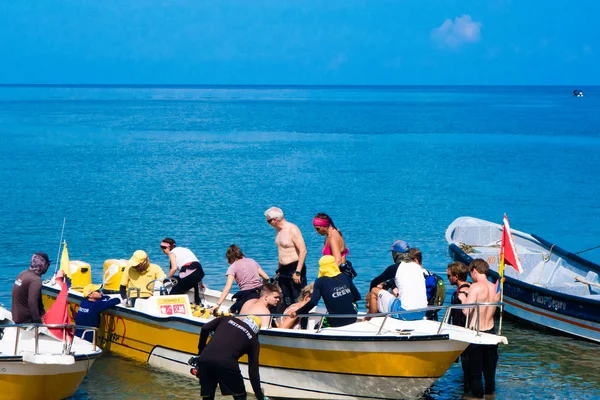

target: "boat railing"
[1,323,98,356]
[238,301,504,336]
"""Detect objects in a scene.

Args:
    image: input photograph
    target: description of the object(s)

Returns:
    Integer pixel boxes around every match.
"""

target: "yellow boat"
[0,306,102,400]
[42,281,507,400]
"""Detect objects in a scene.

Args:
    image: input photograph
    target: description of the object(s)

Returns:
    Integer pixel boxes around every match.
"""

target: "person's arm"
[257,267,270,282]
[213,274,235,309]
[291,225,307,284]
[119,285,127,300]
[167,253,178,278]
[94,297,121,313]
[349,281,361,302]
[156,266,167,281]
[247,340,264,400]
[294,280,321,316]
[120,270,129,299]
[328,231,344,266]
[462,284,480,317]
[369,264,398,289]
[198,317,221,354]
[29,279,43,323]
[279,305,299,329]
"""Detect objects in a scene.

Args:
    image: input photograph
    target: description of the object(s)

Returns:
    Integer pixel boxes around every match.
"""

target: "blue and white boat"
[445,216,600,343]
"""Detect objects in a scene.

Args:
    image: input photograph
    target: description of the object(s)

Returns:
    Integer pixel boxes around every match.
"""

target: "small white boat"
[0,306,102,400]
[41,280,507,400]
[446,216,600,343]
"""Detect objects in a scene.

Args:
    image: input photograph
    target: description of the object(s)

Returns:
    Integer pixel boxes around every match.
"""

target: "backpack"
[424,271,446,306]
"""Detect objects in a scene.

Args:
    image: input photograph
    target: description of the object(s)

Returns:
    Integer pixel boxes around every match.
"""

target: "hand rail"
[2,323,99,356]
[235,301,505,335]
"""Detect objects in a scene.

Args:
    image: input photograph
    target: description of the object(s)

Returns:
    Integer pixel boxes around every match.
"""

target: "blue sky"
[0,1,597,85]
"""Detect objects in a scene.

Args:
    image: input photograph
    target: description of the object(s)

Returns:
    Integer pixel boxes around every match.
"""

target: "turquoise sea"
[1,85,600,399]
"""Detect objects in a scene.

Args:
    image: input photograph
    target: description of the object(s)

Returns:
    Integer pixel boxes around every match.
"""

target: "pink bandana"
[312,217,330,228]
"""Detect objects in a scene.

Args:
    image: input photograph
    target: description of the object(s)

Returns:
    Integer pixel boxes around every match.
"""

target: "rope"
[575,244,600,255]
[543,244,555,262]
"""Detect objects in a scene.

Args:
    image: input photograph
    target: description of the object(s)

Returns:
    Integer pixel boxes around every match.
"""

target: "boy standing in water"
[463,259,499,397]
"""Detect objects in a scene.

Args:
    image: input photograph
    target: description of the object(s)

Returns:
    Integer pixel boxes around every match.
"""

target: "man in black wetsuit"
[291,255,361,327]
[196,315,265,400]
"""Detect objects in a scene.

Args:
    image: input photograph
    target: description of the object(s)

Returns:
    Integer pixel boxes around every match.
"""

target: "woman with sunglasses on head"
[312,213,357,279]
[160,238,205,305]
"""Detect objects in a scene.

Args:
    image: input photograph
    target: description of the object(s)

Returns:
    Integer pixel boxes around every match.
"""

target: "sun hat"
[83,283,103,298]
[127,250,149,267]
[391,240,410,253]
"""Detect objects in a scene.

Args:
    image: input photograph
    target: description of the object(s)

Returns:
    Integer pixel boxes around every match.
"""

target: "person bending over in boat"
[265,207,307,312]
[368,240,427,320]
[195,314,265,400]
[462,259,499,398]
[160,238,205,305]
[446,261,472,394]
[291,255,361,328]
[312,212,357,280]
[75,283,120,342]
[279,283,314,329]
[11,252,51,324]
[120,250,166,307]
[211,245,270,314]
[239,283,282,328]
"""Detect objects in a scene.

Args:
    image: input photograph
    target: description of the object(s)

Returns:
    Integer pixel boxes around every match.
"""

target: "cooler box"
[69,260,92,291]
[103,259,129,293]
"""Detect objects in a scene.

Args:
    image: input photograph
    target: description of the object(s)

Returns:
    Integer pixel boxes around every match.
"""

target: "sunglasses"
[267,218,276,223]
[160,245,169,250]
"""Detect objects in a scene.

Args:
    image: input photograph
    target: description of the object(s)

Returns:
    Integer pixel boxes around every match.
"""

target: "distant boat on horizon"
[573,89,584,97]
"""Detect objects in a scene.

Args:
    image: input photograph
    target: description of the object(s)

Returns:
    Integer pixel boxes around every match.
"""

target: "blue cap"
[391,240,410,253]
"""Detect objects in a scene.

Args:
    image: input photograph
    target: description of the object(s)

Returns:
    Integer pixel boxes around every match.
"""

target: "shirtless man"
[462,259,499,398]
[239,283,282,328]
[265,207,307,310]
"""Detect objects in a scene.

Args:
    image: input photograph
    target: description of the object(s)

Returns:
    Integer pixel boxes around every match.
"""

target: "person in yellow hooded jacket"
[290,255,360,327]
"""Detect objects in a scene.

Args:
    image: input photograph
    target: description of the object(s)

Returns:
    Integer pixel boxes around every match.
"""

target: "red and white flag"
[500,214,524,275]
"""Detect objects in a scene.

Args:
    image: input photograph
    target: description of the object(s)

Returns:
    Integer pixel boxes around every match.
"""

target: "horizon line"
[0,83,596,89]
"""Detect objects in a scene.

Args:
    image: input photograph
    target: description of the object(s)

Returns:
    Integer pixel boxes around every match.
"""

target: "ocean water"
[1,85,599,399]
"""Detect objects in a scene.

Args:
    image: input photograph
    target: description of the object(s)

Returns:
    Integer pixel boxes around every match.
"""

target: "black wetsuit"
[275,260,307,311]
[463,327,499,397]
[197,316,264,400]
[449,283,471,393]
[295,273,361,327]
[369,263,399,289]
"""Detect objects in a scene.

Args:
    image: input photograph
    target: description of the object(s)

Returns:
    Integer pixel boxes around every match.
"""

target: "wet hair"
[469,259,489,275]
[264,207,284,220]
[314,212,342,236]
[162,238,176,249]
[261,282,282,297]
[408,248,422,265]
[226,244,245,264]
[299,283,314,300]
[447,261,469,281]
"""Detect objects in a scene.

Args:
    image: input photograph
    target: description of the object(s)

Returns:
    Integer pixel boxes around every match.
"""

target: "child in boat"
[75,284,120,342]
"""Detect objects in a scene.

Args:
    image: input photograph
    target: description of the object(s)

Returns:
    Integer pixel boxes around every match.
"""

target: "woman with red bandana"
[312,213,357,279]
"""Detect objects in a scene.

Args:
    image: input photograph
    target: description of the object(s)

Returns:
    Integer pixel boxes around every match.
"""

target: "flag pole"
[498,254,505,334]
[54,217,66,276]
